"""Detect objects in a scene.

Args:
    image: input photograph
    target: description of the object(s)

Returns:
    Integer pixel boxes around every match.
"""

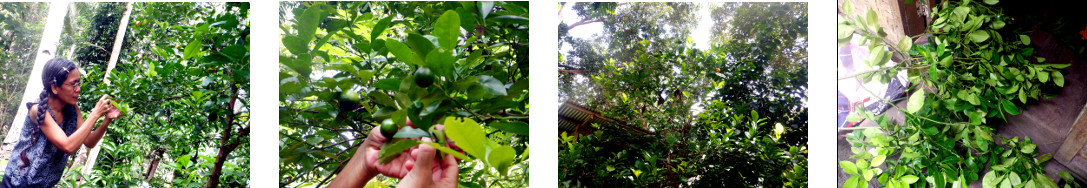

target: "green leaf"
[392,126,431,138]
[282,36,309,55]
[371,16,392,41]
[907,90,925,113]
[840,161,859,175]
[902,175,920,184]
[297,4,327,41]
[477,75,507,96]
[374,78,401,91]
[324,18,350,34]
[487,144,516,176]
[842,0,854,15]
[1021,143,1036,153]
[983,171,999,188]
[445,117,488,161]
[369,91,396,108]
[1019,88,1027,104]
[871,155,886,167]
[432,10,461,50]
[379,139,422,164]
[1053,71,1064,87]
[1002,99,1020,115]
[425,49,455,78]
[976,126,994,141]
[846,112,863,122]
[984,0,999,5]
[1010,172,1022,185]
[406,33,436,59]
[1038,71,1049,83]
[773,123,785,140]
[1000,177,1012,188]
[864,169,875,181]
[969,30,990,43]
[488,121,528,136]
[898,37,913,52]
[1020,35,1031,46]
[183,39,203,60]
[386,40,421,66]
[478,1,494,19]
[145,61,157,77]
[421,142,470,161]
[991,20,1005,29]
[866,9,878,30]
[845,176,861,188]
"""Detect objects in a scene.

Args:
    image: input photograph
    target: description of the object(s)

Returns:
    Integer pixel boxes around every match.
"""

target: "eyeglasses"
[62,80,81,88]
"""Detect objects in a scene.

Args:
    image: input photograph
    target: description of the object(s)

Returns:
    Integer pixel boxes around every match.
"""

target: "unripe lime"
[338,90,361,110]
[414,67,435,88]
[380,119,398,138]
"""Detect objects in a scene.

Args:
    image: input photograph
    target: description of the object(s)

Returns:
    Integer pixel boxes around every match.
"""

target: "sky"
[559,3,716,52]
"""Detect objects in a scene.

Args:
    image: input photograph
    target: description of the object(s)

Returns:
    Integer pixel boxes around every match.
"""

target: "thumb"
[399,141,437,187]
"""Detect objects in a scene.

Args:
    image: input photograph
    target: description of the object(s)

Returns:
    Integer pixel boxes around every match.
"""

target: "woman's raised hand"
[106,99,123,119]
[93,95,114,117]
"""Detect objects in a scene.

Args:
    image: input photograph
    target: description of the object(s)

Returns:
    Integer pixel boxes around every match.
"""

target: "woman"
[1,58,120,187]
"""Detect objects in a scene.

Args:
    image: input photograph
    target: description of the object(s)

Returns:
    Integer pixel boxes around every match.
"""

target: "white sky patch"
[691,3,715,50]
[560,3,717,52]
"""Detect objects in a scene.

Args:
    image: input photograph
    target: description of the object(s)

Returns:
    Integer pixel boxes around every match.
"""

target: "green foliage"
[278,2,528,187]
[63,2,250,187]
[559,102,806,187]
[838,0,1081,187]
[0,2,49,138]
[559,2,807,187]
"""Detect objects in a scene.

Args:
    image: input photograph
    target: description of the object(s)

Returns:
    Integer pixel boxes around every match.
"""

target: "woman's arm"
[79,110,111,148]
[37,105,100,155]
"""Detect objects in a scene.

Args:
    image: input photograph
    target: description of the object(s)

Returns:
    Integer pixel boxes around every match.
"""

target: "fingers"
[439,153,459,183]
[398,141,437,188]
[365,127,387,146]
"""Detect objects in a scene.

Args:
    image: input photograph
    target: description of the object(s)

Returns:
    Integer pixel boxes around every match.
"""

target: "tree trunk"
[206,80,248,187]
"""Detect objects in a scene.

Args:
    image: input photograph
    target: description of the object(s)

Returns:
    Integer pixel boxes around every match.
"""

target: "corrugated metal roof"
[558,102,650,136]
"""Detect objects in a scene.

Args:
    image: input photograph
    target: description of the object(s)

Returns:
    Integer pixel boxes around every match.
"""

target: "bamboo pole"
[79,2,133,184]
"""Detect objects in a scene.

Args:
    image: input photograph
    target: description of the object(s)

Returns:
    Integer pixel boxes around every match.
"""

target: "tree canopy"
[559,2,807,187]
[56,2,250,187]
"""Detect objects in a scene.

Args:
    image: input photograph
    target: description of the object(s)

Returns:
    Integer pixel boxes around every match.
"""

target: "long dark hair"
[20,58,77,170]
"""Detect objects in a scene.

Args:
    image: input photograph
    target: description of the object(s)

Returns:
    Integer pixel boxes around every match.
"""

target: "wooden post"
[79,2,133,184]
[102,2,133,85]
[1056,102,1087,163]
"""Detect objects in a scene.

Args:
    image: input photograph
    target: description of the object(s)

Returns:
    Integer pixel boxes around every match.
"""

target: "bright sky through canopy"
[560,3,715,51]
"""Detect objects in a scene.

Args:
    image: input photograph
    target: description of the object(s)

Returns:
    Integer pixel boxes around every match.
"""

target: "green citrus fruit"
[380,119,398,138]
[338,90,361,110]
[414,67,435,88]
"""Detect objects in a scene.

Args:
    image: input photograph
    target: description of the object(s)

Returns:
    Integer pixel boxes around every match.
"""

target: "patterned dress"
[2,104,78,187]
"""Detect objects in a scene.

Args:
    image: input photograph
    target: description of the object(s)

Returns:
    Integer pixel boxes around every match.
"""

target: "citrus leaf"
[371,16,392,41]
[379,139,421,164]
[969,30,990,43]
[840,161,859,175]
[445,117,488,161]
[477,75,507,96]
[432,10,461,50]
[907,90,925,113]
